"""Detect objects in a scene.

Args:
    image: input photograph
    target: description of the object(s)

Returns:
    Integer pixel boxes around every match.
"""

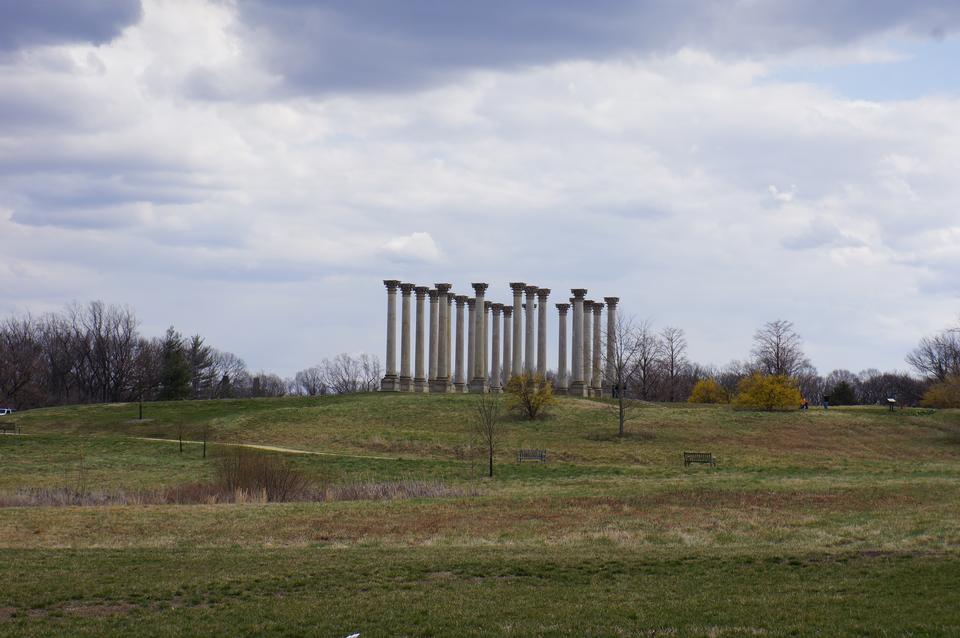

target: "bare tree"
[906,327,960,382]
[631,319,663,400]
[473,393,502,478]
[751,319,810,377]
[602,314,646,436]
[294,366,327,396]
[659,326,688,402]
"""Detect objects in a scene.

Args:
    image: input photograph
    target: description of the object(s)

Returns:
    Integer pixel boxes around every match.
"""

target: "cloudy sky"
[2,0,960,377]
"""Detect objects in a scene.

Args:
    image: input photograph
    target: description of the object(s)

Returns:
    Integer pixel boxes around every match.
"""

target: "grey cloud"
[781,219,864,250]
[230,0,960,95]
[0,0,143,52]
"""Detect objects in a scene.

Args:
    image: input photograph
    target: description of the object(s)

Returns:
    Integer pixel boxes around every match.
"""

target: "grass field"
[1,394,959,636]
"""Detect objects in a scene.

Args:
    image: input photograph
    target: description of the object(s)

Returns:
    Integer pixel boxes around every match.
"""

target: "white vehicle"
[0,408,14,416]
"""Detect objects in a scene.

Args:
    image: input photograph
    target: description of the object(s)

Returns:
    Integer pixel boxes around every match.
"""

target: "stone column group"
[381,280,618,396]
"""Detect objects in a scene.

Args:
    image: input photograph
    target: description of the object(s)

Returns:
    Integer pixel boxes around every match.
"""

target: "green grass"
[1,394,959,635]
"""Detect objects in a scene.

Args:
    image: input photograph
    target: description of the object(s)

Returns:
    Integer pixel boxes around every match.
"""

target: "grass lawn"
[1,394,959,636]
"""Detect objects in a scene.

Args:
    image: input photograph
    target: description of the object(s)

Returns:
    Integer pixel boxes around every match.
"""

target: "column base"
[413,378,428,393]
[568,381,588,397]
[555,386,569,396]
[398,377,414,392]
[489,385,502,394]
[470,378,489,393]
[380,376,400,392]
[454,382,466,393]
[431,378,451,393]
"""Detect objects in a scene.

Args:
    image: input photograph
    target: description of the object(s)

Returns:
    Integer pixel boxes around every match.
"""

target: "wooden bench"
[683,451,715,467]
[517,449,547,463]
[0,423,19,435]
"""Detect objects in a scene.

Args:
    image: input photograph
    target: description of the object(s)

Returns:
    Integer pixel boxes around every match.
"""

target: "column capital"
[435,283,452,294]
[593,302,604,314]
[455,295,468,306]
[536,288,551,300]
[399,283,416,295]
[584,299,595,310]
[415,286,429,299]
[492,303,503,313]
[603,296,620,307]
[524,285,538,295]
[484,300,492,311]
[446,294,454,305]
[571,288,587,299]
[383,279,401,291]
[503,305,513,316]
[428,289,438,300]
[467,298,476,309]
[556,303,570,314]
[471,282,488,295]
[509,282,526,293]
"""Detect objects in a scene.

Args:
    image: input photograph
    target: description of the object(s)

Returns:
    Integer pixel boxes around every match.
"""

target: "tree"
[187,335,214,399]
[733,373,803,411]
[830,380,857,405]
[294,366,327,396]
[920,376,960,408]
[907,326,960,382]
[659,326,688,402]
[631,319,663,400]
[688,378,729,404]
[158,327,191,400]
[751,320,810,378]
[602,314,647,436]
[473,393,502,478]
[504,374,554,420]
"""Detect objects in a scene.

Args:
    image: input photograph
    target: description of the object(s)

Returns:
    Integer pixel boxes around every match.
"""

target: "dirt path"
[135,437,397,461]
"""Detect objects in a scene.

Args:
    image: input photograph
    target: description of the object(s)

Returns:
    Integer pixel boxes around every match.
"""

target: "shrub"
[214,446,308,502]
[504,374,554,420]
[829,380,858,405]
[733,373,803,411]
[688,378,729,404]
[920,376,960,408]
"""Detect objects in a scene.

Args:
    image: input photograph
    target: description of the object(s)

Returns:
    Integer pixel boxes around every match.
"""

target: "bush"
[829,380,858,405]
[688,378,729,404]
[504,374,554,420]
[214,446,308,502]
[920,376,960,408]
[733,373,803,411]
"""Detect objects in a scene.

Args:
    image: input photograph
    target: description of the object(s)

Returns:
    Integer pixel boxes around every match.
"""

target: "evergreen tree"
[830,380,857,405]
[158,327,191,400]
[187,334,214,399]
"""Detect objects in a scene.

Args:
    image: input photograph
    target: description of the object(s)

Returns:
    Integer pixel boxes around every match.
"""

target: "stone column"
[414,286,428,392]
[454,296,467,392]
[583,300,593,396]
[432,283,451,393]
[428,289,439,382]
[490,304,503,392]
[470,283,489,393]
[524,285,537,375]
[604,297,619,396]
[591,301,604,396]
[466,298,476,393]
[398,283,415,391]
[380,279,400,391]
[502,306,513,386]
[483,301,491,380]
[555,303,570,394]
[509,283,525,378]
[569,289,587,396]
[536,288,549,378]
[446,295,454,390]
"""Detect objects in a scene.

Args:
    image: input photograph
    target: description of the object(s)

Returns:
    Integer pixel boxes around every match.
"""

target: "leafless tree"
[630,319,663,400]
[659,326,688,402]
[906,326,960,382]
[473,393,502,478]
[602,314,646,436]
[751,319,810,377]
[294,366,327,396]
[0,315,43,409]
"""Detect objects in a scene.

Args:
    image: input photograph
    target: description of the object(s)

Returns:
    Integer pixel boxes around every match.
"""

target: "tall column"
[398,283,415,391]
[446,295,454,391]
[569,289,587,396]
[483,301,491,380]
[583,300,593,396]
[502,306,513,386]
[454,296,467,392]
[509,283,525,378]
[555,303,569,394]
[524,285,537,375]
[490,304,503,392]
[604,297,619,396]
[414,286,428,392]
[432,283,451,393]
[380,279,400,391]
[428,289,439,383]
[466,298,476,393]
[591,301,604,396]
[536,288,550,378]
[470,283,489,393]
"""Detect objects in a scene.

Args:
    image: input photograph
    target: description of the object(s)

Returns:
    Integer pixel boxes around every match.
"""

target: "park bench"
[517,449,547,463]
[0,423,19,435]
[683,451,715,467]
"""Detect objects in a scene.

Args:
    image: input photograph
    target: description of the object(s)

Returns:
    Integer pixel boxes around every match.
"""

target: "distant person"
[823,396,830,410]
[801,398,809,410]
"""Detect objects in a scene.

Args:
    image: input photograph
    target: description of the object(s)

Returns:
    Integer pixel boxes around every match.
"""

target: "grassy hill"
[1,394,959,636]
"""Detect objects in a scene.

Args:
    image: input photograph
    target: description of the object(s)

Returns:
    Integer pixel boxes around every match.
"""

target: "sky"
[2,0,960,377]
